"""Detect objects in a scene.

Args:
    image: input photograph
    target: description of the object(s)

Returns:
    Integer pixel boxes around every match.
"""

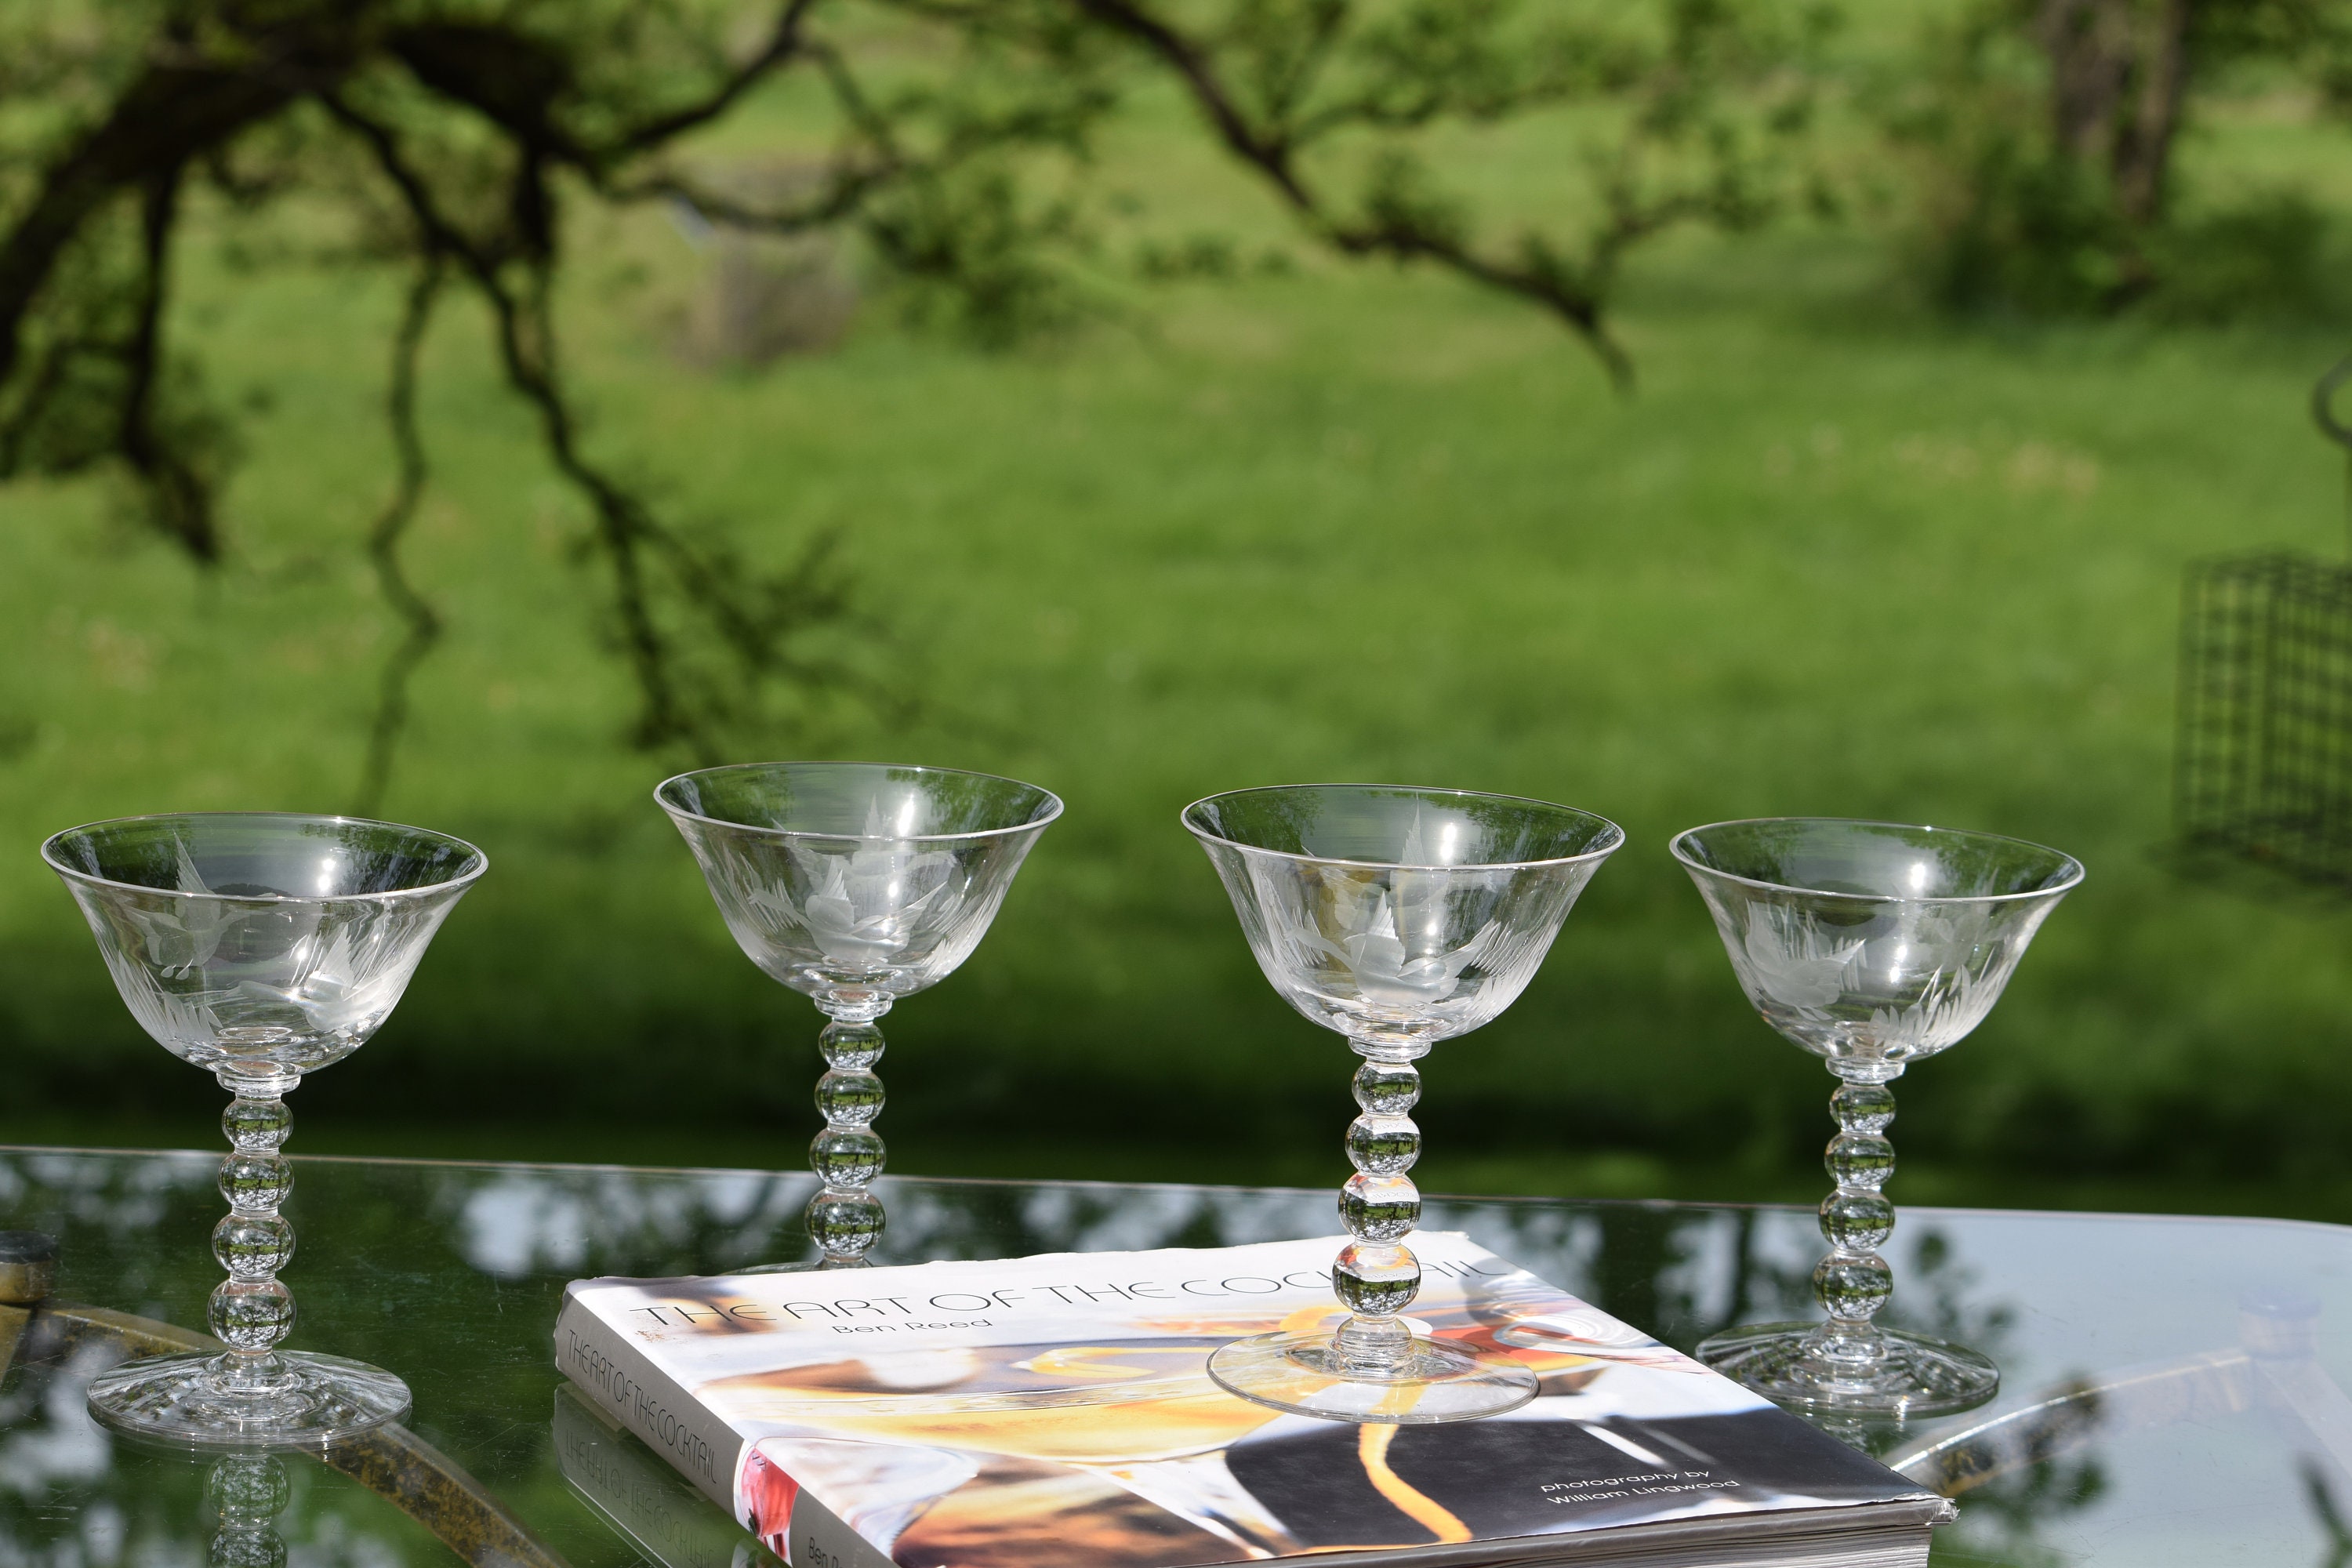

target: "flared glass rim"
[39,811,489,904]
[654,760,1065,844]
[1181,783,1625,871]
[1668,816,2085,904]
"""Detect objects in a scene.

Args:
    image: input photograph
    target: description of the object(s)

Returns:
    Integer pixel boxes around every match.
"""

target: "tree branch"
[1073,0,1317,208]
[2,0,1795,782]
[606,0,825,156]
[324,93,700,751]
[0,56,310,388]
[356,256,447,815]
[115,163,221,559]
[1073,0,1627,385]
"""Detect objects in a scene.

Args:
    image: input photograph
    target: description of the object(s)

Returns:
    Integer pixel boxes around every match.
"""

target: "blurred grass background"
[7,28,2352,1219]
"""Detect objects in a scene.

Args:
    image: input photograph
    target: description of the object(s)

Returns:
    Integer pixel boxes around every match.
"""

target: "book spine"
[553,1292,893,1568]
[555,1293,742,1515]
[552,1388,749,1568]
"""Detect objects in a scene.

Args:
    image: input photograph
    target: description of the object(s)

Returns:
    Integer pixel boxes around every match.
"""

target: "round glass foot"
[1696,1322,1998,1418]
[1207,1330,1537,1424]
[87,1351,411,1449]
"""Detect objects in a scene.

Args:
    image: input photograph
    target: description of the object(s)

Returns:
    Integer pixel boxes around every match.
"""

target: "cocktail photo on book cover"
[556,1235,1935,1567]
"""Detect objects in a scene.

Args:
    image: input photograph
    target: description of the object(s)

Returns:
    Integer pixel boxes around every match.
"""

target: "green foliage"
[1869,5,2102,314]
[870,169,1095,347]
[1922,147,2133,316]
[1871,0,2352,321]
[2143,191,2339,323]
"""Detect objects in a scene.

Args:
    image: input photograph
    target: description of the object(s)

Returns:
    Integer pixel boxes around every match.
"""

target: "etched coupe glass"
[1184,785,1620,1422]
[1672,818,2082,1418]
[43,812,485,1446]
[658,763,1062,1266]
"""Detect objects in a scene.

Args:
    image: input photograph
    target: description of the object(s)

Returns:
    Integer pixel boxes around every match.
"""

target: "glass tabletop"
[2,1146,2347,1568]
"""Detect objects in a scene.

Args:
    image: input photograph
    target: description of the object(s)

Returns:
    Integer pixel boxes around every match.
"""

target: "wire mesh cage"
[2173,357,2352,886]
[2177,551,2352,882]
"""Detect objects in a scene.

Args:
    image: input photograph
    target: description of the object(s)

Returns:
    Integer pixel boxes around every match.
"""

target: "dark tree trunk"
[2113,0,2192,226]
[2039,0,2133,165]
[2033,0,2194,230]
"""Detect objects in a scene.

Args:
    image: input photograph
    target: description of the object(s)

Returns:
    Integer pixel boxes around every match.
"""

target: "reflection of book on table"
[553,1234,1951,1567]
[554,1383,787,1568]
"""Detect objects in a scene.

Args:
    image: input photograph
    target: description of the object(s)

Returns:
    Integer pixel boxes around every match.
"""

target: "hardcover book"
[553,1234,1951,1567]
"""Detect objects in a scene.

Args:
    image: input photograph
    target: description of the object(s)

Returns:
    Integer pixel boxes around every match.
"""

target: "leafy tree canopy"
[0,0,1824,803]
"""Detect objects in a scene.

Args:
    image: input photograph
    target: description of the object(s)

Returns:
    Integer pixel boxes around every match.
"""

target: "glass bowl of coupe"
[658,762,1062,1266]
[1182,783,1621,1422]
[45,811,485,1446]
[1672,817,2082,1418]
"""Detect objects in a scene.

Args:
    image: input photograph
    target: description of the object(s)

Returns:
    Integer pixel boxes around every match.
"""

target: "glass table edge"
[2,1144,2339,1239]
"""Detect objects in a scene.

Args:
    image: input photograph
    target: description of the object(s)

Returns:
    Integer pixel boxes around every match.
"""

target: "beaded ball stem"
[209,1069,300,1393]
[1330,1044,1428,1373]
[806,996,889,1265]
[1694,1058,1998,1416]
[1800,1070,1900,1378]
[82,1063,412,1443]
[1207,1025,1536,1420]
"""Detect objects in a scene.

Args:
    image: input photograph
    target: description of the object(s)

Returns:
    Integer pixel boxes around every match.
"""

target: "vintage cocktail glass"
[1184,784,1621,1422]
[657,763,1062,1266]
[43,811,485,1446]
[1671,818,2082,1417]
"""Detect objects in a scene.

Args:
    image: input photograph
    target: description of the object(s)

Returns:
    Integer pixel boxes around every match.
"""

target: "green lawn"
[6,64,2352,1221]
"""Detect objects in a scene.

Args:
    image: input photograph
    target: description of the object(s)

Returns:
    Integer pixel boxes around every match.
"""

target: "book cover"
[554,1233,1947,1567]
